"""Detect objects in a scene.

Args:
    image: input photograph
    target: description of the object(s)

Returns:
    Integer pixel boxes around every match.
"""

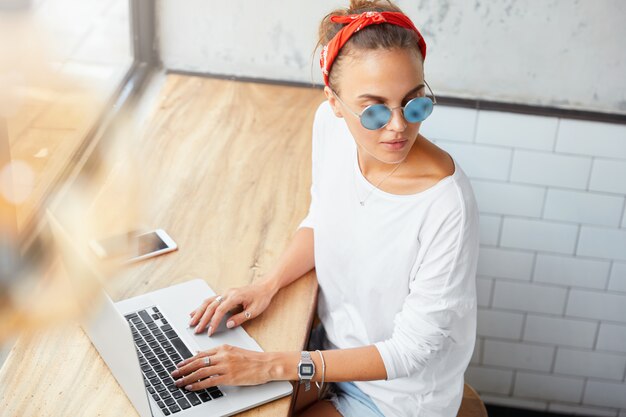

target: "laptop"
[47,211,293,416]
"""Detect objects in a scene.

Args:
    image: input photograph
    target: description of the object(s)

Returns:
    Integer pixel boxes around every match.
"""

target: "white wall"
[157,0,626,115]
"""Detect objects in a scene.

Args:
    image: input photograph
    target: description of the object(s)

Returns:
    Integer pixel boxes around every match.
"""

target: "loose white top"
[297,100,480,417]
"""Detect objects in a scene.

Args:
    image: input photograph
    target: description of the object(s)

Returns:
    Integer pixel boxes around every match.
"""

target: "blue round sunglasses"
[330,79,437,130]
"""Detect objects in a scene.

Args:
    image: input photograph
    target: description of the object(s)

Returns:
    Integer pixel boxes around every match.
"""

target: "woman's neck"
[356,135,420,178]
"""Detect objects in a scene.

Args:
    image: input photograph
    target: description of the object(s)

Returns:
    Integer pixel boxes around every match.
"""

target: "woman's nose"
[386,107,407,131]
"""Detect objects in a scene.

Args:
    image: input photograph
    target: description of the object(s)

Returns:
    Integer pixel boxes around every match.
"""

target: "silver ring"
[214,295,224,304]
[244,311,251,319]
[203,356,211,366]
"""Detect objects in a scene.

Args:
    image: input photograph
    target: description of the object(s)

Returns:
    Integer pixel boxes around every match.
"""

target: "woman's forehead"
[338,48,424,98]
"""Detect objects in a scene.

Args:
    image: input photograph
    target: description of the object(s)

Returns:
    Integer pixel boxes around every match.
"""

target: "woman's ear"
[323,86,343,118]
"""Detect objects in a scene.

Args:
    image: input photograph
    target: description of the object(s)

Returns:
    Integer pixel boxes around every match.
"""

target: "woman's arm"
[268,345,388,382]
[260,226,315,297]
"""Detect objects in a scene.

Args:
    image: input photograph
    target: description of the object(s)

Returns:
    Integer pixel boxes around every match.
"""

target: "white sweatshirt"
[297,100,480,417]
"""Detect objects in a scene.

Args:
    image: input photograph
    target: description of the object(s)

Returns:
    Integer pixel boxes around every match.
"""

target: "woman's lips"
[381,139,407,150]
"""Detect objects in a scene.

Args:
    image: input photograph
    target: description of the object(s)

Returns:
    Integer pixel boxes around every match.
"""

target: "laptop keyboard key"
[165,398,176,406]
[185,393,201,406]
[157,401,165,409]
[170,338,193,359]
[177,398,191,410]
[138,310,154,324]
[198,391,212,402]
[172,391,183,399]
[209,390,224,399]
[169,405,181,413]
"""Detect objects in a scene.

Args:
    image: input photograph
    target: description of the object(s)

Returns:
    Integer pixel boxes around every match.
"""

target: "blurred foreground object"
[0,5,143,343]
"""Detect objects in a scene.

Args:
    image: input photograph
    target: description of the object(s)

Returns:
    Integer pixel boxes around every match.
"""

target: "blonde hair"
[311,0,424,93]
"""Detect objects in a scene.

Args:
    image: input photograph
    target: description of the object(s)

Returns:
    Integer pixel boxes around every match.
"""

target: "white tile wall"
[548,402,620,417]
[513,371,585,403]
[554,348,626,380]
[523,315,598,348]
[500,217,578,254]
[475,110,557,151]
[543,189,624,227]
[471,180,545,217]
[584,380,626,409]
[464,365,514,395]
[478,214,501,246]
[427,105,626,415]
[492,281,567,315]
[589,159,626,194]
[566,289,626,321]
[438,140,512,180]
[533,253,610,289]
[421,105,477,143]
[577,226,626,261]
[597,323,626,353]
[609,263,626,292]
[510,150,592,189]
[477,247,534,281]
[482,339,555,371]
[555,119,626,159]
[476,277,493,307]
[477,308,524,339]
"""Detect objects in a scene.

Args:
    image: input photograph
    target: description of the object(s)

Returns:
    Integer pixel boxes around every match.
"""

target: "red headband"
[319,11,427,87]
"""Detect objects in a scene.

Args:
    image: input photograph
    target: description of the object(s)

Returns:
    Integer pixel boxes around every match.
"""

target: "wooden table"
[0,74,324,417]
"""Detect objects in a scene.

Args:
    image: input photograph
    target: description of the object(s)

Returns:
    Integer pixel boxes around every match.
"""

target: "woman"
[170,1,480,416]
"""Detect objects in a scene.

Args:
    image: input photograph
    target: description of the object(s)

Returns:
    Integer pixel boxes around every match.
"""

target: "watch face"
[299,363,314,377]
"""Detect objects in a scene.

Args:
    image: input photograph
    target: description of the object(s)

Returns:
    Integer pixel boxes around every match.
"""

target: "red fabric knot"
[320,11,427,87]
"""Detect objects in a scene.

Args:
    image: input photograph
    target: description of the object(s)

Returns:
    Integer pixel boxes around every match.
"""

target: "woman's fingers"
[171,352,218,378]
[174,364,222,388]
[174,348,218,368]
[207,295,243,336]
[226,308,254,329]
[189,298,211,327]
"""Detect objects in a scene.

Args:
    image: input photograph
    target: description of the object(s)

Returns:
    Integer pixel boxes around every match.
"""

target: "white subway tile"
[543,189,624,227]
[437,140,512,180]
[533,253,610,289]
[523,315,597,348]
[464,365,513,395]
[493,281,567,315]
[584,380,626,409]
[554,348,626,380]
[420,105,477,143]
[589,159,626,194]
[608,262,626,293]
[577,226,626,262]
[480,393,547,411]
[479,214,501,246]
[556,118,626,160]
[483,339,555,371]
[622,208,626,228]
[477,308,524,339]
[548,402,619,417]
[476,110,557,151]
[510,150,592,189]
[476,277,493,307]
[597,323,626,354]
[566,289,626,322]
[471,180,545,217]
[471,337,482,364]
[501,217,578,255]
[514,371,584,403]
[477,247,534,281]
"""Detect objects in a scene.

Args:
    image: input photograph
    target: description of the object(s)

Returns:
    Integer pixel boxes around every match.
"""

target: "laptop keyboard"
[125,306,225,415]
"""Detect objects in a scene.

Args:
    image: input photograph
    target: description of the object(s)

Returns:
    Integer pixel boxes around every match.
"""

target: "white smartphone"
[89,229,178,263]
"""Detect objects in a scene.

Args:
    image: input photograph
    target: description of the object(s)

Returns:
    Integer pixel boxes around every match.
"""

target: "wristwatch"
[297,351,316,391]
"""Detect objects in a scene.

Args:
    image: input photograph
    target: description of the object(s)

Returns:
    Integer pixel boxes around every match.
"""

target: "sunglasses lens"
[361,104,392,130]
[404,97,434,123]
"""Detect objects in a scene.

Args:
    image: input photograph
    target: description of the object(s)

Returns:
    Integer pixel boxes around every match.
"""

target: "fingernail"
[227,320,234,328]
[175,379,182,387]
[194,325,200,334]
[185,385,192,391]
[207,325,213,336]
[176,361,184,367]
[188,318,194,327]
[171,370,179,377]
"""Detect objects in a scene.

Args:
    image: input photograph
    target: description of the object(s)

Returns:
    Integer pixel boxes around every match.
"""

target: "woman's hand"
[170,345,273,390]
[189,280,277,336]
